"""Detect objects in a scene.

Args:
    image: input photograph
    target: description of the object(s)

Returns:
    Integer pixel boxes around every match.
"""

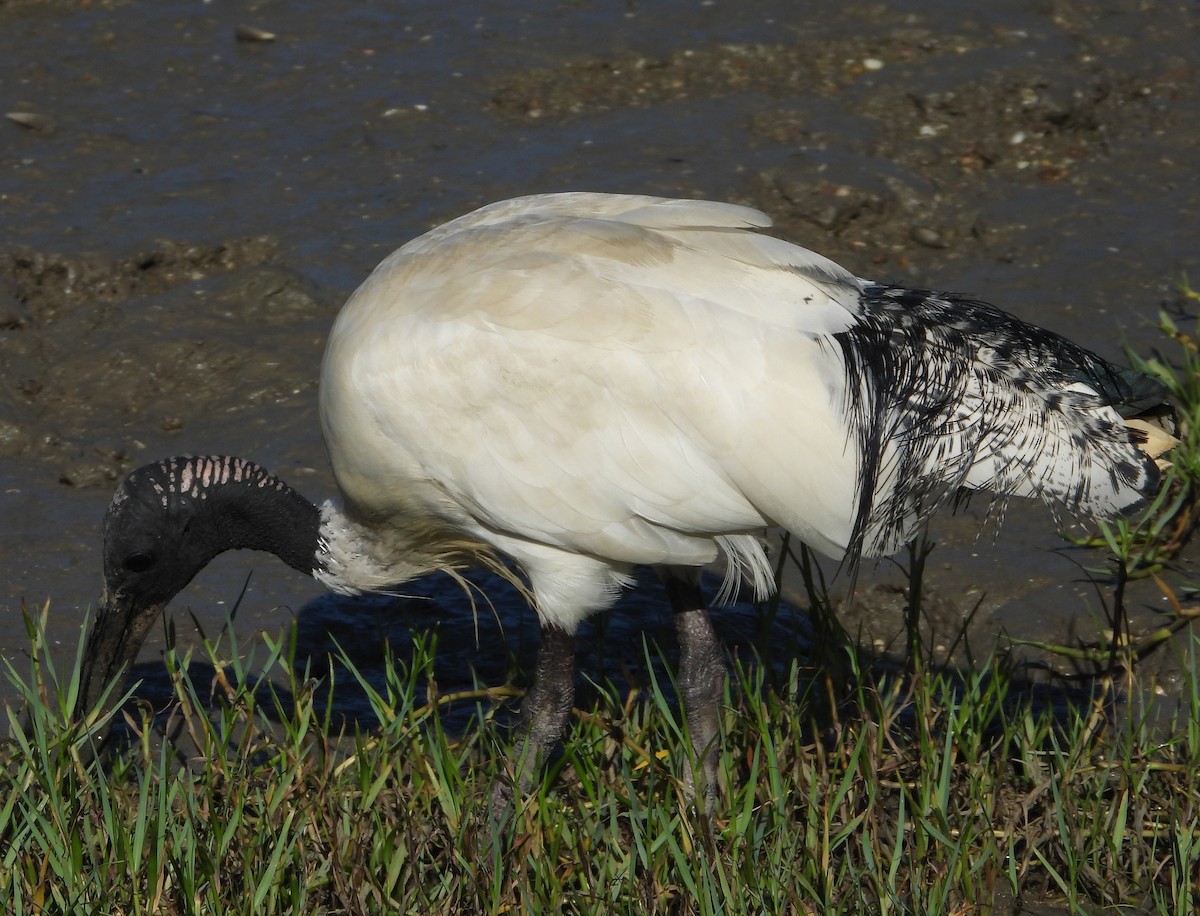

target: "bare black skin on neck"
[78,456,321,720]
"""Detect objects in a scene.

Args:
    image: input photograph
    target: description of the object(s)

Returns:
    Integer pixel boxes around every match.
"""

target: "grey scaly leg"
[489,624,576,821]
[665,574,725,811]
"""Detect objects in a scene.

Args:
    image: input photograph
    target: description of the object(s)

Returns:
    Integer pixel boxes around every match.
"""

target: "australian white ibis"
[79,192,1175,813]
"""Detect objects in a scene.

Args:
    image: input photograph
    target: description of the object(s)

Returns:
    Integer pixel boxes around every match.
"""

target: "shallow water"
[1,0,1197,717]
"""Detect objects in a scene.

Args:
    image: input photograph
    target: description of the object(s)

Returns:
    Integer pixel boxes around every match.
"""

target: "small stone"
[235,25,277,43]
[910,226,949,249]
[6,112,54,133]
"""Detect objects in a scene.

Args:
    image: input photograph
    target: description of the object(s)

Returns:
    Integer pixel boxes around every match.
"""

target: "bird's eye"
[124,553,155,573]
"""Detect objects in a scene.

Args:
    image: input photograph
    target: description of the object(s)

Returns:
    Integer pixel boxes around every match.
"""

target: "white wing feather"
[322,194,865,627]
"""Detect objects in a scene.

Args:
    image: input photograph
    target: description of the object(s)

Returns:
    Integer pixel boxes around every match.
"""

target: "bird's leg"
[489,624,576,821]
[665,575,725,811]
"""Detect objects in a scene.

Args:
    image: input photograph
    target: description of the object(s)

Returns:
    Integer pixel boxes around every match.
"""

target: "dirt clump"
[0,237,329,482]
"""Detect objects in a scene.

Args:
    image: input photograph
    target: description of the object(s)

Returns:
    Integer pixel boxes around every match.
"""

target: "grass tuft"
[2,598,1200,913]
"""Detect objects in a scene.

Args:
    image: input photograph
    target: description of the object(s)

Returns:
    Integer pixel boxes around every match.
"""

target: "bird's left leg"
[489,624,576,821]
[664,572,726,811]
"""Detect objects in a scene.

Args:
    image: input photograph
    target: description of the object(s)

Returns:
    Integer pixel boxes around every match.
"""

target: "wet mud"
[1,0,1198,733]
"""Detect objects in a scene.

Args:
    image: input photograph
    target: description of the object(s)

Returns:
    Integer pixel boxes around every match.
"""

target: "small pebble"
[910,226,949,249]
[235,25,276,43]
[6,112,54,133]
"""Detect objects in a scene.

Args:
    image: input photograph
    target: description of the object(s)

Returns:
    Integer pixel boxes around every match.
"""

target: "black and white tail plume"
[833,284,1175,561]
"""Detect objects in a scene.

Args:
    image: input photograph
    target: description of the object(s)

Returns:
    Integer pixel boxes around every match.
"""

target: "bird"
[78,191,1176,814]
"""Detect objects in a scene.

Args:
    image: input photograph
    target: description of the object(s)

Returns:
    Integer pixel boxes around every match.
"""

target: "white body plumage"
[315,192,1163,632]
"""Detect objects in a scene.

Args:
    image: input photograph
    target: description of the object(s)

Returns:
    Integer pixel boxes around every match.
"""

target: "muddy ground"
[1,0,1198,765]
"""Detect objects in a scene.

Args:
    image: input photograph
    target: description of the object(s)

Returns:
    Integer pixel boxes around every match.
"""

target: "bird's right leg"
[665,573,726,812]
[489,624,576,821]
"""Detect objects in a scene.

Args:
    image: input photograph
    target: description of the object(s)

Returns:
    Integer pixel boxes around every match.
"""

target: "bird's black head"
[101,459,229,611]
[78,456,321,721]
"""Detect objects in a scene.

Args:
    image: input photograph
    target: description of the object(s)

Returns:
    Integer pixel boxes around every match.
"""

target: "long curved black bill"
[76,586,165,725]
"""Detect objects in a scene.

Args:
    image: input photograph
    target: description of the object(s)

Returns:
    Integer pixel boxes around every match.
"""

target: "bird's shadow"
[101,565,1108,761]
[114,568,808,730]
